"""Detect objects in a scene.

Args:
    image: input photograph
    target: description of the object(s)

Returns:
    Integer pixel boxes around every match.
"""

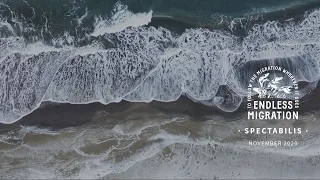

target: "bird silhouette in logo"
[258,73,270,87]
[253,73,292,98]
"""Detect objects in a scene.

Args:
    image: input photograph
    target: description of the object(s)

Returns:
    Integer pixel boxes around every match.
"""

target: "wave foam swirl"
[1,8,320,123]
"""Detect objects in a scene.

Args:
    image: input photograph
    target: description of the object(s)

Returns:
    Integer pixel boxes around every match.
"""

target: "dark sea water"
[1,0,320,178]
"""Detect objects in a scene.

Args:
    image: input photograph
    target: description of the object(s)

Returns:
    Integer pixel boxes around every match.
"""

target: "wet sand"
[1,102,320,178]
[1,86,320,178]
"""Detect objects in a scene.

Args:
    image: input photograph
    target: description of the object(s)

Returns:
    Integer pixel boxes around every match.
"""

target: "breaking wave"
[1,2,320,124]
[91,1,152,36]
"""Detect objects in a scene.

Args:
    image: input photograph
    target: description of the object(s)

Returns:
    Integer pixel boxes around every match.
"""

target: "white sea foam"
[91,2,152,36]
[1,7,320,124]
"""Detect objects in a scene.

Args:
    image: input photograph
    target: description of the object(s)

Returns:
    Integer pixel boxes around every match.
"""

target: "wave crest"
[1,7,320,123]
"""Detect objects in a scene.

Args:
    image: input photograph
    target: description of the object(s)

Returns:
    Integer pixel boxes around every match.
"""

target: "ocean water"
[1,0,320,123]
[1,0,320,178]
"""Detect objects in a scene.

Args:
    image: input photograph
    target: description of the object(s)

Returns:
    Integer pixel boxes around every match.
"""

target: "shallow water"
[1,105,320,179]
